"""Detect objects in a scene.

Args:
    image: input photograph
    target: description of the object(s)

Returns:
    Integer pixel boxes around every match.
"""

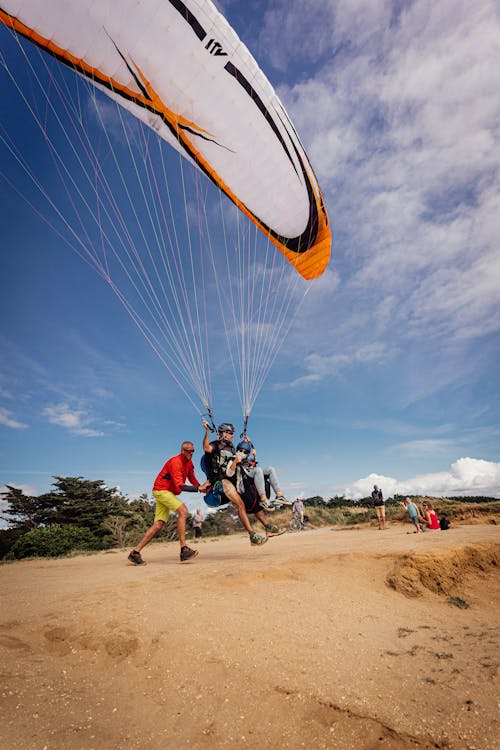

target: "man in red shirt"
[128,441,209,564]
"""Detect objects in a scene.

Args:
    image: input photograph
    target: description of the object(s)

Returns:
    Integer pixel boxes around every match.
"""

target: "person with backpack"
[371,484,386,530]
[202,421,268,546]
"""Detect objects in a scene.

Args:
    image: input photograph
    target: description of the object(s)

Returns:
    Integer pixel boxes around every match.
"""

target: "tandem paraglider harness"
[199,413,270,510]
[200,452,230,508]
[200,452,271,512]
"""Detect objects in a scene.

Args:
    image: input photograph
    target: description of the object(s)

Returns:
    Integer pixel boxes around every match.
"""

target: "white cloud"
[256,0,500,397]
[344,457,500,499]
[0,407,28,430]
[286,340,391,387]
[42,403,104,438]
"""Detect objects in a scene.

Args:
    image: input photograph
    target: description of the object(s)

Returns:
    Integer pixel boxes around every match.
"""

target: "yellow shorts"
[153,490,182,522]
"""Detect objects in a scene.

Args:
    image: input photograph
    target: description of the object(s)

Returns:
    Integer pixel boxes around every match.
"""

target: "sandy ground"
[1,523,499,750]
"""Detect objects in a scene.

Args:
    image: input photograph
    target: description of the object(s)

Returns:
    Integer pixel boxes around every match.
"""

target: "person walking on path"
[292,497,305,526]
[371,484,386,530]
[192,508,204,540]
[128,441,209,565]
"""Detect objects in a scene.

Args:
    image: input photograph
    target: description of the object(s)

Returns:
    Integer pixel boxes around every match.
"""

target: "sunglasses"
[223,431,234,435]
[183,448,195,453]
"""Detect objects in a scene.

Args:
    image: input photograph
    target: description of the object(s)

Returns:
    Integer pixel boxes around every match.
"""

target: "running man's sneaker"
[275,495,293,506]
[249,531,268,546]
[260,499,276,512]
[180,545,199,562]
[265,524,286,537]
[128,550,146,566]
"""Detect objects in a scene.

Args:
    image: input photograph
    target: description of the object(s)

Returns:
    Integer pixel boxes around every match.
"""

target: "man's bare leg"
[221,480,254,532]
[135,520,165,552]
[176,503,188,548]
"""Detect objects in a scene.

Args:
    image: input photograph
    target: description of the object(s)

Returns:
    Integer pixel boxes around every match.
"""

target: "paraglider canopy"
[0,0,331,280]
[1,0,332,422]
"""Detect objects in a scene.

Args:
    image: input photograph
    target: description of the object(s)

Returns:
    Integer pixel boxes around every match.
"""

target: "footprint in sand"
[0,633,32,653]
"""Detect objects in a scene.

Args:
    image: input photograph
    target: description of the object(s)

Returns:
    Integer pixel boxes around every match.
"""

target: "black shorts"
[243,490,263,515]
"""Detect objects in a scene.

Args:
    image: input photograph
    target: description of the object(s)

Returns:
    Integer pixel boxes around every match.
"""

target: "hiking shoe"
[260,500,275,512]
[128,550,146,566]
[249,532,268,546]
[275,495,292,506]
[265,524,286,537]
[180,545,199,562]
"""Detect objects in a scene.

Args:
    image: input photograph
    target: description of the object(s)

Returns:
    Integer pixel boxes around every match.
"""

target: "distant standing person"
[371,484,386,530]
[292,497,305,525]
[192,508,204,540]
[128,441,209,565]
[400,497,421,533]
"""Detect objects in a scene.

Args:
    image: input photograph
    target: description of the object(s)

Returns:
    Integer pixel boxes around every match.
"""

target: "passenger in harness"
[225,445,286,539]
[202,420,269,546]
[234,439,292,512]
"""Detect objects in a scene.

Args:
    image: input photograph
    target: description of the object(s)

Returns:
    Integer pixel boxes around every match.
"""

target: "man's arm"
[185,463,209,492]
[202,420,213,453]
[226,454,241,478]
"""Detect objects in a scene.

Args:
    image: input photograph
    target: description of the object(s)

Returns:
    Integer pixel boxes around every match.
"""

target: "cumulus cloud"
[343,458,500,499]
[42,403,104,438]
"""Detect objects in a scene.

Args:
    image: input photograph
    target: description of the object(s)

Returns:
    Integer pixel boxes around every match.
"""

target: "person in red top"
[128,441,209,565]
[418,500,441,531]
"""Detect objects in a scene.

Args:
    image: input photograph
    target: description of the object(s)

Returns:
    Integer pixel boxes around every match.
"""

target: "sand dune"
[1,523,499,749]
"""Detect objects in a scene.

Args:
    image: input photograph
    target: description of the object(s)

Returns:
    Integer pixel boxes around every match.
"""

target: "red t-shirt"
[153,453,199,495]
[426,510,440,530]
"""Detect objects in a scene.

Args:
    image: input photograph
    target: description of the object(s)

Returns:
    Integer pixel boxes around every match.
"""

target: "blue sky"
[1,0,500,513]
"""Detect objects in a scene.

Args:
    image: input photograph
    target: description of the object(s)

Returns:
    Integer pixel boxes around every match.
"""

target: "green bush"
[10,524,102,559]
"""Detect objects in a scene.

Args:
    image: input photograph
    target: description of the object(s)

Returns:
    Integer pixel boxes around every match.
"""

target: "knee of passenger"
[177,504,188,519]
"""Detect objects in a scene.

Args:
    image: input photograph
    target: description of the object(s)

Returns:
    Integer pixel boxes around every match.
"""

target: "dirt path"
[1,523,499,749]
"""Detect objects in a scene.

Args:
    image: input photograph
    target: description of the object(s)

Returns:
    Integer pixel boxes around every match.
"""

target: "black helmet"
[218,423,234,435]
